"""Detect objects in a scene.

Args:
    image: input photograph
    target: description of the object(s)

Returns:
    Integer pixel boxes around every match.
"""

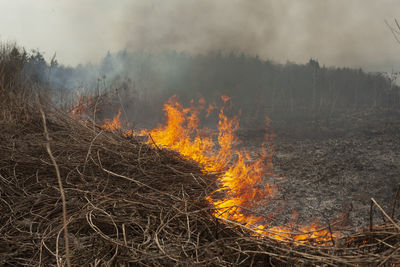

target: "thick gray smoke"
[117,0,400,72]
[1,0,399,71]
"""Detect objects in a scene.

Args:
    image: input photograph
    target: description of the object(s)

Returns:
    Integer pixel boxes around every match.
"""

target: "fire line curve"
[99,95,338,245]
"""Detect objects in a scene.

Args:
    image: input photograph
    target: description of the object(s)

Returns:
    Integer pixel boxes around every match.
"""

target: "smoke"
[117,0,400,72]
[1,0,400,71]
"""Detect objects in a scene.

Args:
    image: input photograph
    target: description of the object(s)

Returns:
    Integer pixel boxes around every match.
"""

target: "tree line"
[2,44,399,125]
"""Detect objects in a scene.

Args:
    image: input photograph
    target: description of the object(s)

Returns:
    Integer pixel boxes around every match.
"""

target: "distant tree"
[17,47,398,124]
[101,51,113,75]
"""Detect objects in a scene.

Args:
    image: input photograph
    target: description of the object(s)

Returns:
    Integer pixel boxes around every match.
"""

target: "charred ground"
[1,43,400,266]
[239,109,400,234]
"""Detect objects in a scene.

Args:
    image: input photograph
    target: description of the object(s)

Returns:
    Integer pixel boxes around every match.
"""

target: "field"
[240,109,400,235]
[1,44,400,266]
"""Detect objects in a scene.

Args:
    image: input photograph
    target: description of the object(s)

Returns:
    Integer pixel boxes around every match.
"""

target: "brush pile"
[0,45,399,266]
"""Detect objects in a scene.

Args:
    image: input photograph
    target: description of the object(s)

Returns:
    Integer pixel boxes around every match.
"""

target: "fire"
[88,95,338,245]
[70,95,98,122]
[102,109,122,131]
[71,96,123,131]
[71,96,87,118]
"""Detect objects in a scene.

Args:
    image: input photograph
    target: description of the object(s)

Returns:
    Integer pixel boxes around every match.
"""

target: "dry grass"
[0,101,398,266]
[0,44,399,266]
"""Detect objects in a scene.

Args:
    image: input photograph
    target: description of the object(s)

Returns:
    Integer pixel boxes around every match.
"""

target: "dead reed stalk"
[39,104,71,267]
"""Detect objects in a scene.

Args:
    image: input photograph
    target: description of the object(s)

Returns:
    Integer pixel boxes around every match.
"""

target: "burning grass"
[0,102,398,266]
[0,50,399,264]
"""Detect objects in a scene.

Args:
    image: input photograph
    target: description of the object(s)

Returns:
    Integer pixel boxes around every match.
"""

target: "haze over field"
[1,0,400,72]
[2,2,400,266]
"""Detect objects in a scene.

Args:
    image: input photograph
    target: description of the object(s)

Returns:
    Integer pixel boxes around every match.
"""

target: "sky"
[1,0,400,72]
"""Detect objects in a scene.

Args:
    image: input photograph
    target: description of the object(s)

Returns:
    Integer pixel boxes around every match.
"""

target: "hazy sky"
[1,0,400,72]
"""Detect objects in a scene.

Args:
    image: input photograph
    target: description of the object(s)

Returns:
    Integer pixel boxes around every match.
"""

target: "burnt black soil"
[239,109,400,235]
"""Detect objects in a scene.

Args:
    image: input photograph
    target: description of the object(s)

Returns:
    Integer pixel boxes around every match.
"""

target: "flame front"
[77,95,337,245]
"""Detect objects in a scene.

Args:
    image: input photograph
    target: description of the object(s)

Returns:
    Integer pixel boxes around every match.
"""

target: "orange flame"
[71,96,87,118]
[102,95,337,245]
[102,109,122,131]
[71,96,98,122]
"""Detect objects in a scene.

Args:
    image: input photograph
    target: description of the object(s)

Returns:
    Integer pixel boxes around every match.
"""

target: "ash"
[238,109,400,236]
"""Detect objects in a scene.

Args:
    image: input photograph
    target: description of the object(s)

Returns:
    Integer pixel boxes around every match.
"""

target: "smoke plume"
[1,0,399,71]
